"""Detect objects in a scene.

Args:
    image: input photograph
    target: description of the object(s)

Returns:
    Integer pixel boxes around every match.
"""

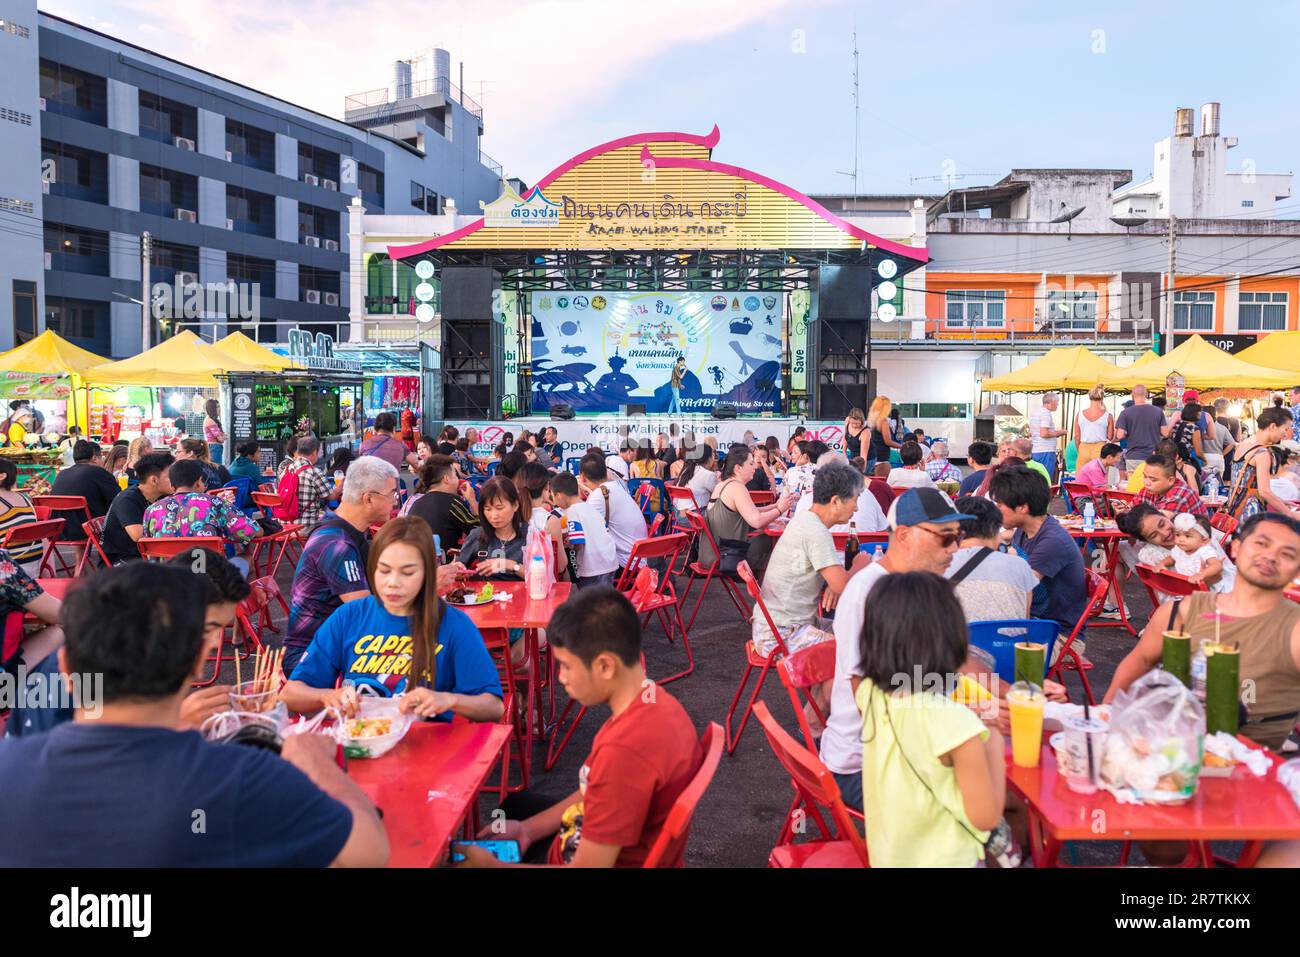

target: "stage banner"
[789,289,810,393]
[498,290,521,416]
[528,290,782,414]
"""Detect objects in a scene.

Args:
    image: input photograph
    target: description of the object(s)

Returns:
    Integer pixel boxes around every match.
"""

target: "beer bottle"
[843,521,859,570]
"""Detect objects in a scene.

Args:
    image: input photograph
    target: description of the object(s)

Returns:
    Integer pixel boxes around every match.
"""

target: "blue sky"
[40,0,1300,197]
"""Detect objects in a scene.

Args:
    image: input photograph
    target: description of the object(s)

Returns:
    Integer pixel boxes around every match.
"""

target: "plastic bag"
[1101,670,1204,804]
[336,695,416,759]
[524,526,556,584]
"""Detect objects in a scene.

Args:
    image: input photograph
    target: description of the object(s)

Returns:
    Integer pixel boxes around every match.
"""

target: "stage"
[446,416,845,456]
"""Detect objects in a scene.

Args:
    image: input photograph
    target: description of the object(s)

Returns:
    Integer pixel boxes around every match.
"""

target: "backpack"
[274,461,309,521]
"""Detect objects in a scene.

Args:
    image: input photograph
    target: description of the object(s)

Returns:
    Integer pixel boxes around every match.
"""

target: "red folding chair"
[665,485,700,573]
[1210,511,1238,537]
[647,513,665,536]
[749,490,776,506]
[79,517,113,574]
[775,639,838,755]
[480,627,531,800]
[1103,489,1138,516]
[30,495,92,576]
[138,536,225,561]
[1063,481,1106,517]
[248,490,305,577]
[678,509,750,631]
[641,722,725,868]
[1132,562,1208,611]
[209,487,238,506]
[235,576,291,653]
[1047,568,1112,704]
[754,702,869,867]
[724,560,794,754]
[2,518,64,577]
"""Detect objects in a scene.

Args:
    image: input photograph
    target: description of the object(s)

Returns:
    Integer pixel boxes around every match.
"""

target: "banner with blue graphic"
[529,290,783,414]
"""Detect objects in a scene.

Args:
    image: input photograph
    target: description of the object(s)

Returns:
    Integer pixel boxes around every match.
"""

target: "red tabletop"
[451,580,573,630]
[35,578,73,600]
[350,721,512,868]
[1007,743,1300,848]
[763,522,889,549]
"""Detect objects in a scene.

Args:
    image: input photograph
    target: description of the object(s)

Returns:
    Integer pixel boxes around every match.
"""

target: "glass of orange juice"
[1007,681,1046,768]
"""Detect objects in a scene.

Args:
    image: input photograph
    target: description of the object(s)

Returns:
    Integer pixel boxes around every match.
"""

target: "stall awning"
[1095,334,1296,391]
[214,332,298,371]
[86,331,268,387]
[0,329,107,377]
[1235,332,1300,375]
[980,347,1121,393]
[1130,349,1160,367]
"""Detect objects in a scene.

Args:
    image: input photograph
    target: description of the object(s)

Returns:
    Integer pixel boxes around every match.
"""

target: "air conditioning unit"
[38,97,46,111]
[323,238,339,251]
[224,150,232,162]
[304,236,320,247]
[175,271,199,287]
[324,292,339,307]
[174,136,196,151]
[304,289,321,304]
[303,173,319,186]
[175,208,197,222]
[225,218,234,230]
[322,178,337,191]
[44,252,52,269]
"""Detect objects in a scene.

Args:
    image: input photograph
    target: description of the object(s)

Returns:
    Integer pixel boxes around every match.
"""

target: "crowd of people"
[0,383,1298,869]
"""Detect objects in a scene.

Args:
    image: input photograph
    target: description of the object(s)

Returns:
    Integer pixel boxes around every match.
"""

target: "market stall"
[1094,334,1295,392]
[1235,331,1300,374]
[980,346,1123,393]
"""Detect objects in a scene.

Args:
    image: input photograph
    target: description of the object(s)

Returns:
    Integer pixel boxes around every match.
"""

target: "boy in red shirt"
[455,587,703,867]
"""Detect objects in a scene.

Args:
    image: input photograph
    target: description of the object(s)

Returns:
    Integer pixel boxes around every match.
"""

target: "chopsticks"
[247,646,285,696]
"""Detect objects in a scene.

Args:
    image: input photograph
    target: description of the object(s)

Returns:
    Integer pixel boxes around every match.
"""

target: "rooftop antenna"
[834,29,860,209]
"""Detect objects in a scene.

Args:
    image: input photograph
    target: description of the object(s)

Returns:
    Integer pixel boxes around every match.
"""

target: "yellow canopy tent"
[0,329,110,435]
[85,330,268,387]
[980,346,1121,393]
[1130,349,1160,367]
[214,332,297,371]
[1235,331,1300,375]
[1095,334,1296,391]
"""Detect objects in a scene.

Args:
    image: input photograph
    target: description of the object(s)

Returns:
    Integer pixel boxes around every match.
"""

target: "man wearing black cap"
[818,487,975,809]
[49,440,122,541]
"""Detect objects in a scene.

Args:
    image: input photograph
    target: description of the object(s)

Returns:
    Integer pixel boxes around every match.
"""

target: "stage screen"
[528,290,782,414]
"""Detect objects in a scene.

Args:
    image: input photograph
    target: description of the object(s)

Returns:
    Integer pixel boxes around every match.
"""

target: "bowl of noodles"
[339,699,413,758]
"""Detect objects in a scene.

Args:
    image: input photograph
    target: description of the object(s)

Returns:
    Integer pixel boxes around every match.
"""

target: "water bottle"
[528,553,549,600]
[872,544,885,564]
[1191,647,1208,702]
[1082,499,1095,533]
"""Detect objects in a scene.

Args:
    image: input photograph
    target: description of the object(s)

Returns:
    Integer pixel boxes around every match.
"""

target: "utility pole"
[1164,213,1176,353]
[140,230,152,352]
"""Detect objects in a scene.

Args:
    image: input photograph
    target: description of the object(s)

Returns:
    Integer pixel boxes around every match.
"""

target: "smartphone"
[449,839,520,864]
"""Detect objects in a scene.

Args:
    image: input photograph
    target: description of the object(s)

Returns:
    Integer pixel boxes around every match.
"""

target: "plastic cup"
[230,680,279,714]
[1013,642,1046,685]
[1007,681,1046,769]
[1161,631,1192,687]
[1060,715,1107,794]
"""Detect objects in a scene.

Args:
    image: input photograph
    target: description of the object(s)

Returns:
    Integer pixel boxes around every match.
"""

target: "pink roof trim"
[386,125,927,264]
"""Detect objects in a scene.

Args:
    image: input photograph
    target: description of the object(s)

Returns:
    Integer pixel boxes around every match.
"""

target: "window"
[1045,290,1098,331]
[297,143,340,182]
[1241,200,1254,208]
[227,253,275,290]
[45,297,108,348]
[359,164,384,208]
[149,240,200,281]
[13,281,37,346]
[38,60,106,125]
[1238,291,1287,331]
[944,290,1005,327]
[43,223,109,276]
[298,202,340,243]
[138,92,197,146]
[1173,290,1215,330]
[366,253,394,312]
[140,164,198,218]
[226,186,275,237]
[409,182,439,213]
[40,140,108,204]
[225,119,274,172]
[411,182,425,211]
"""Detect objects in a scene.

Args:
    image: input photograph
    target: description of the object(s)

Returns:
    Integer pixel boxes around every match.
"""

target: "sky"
[38,0,1300,198]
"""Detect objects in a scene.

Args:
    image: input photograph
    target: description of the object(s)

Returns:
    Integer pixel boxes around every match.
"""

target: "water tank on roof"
[392,60,413,100]
[432,48,451,90]
[1175,107,1194,137]
[1201,102,1220,137]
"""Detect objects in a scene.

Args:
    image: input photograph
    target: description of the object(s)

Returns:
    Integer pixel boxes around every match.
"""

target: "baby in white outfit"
[1162,512,1235,593]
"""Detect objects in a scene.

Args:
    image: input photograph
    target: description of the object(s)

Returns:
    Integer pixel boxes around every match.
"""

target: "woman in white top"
[1073,383,1114,474]
[674,444,719,510]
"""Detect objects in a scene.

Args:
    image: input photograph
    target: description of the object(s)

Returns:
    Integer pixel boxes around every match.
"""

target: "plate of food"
[445,582,496,606]
[339,703,413,758]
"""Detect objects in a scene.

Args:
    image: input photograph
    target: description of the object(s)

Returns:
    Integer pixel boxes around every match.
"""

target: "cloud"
[40,0,831,179]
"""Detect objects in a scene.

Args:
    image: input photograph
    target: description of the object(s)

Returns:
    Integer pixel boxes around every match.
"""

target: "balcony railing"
[344,77,484,121]
[864,318,1157,347]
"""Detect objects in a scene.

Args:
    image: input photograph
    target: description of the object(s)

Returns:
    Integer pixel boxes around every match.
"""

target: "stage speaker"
[441,267,496,320]
[818,384,871,421]
[820,320,865,356]
[818,265,872,320]
[711,403,738,420]
[551,403,575,420]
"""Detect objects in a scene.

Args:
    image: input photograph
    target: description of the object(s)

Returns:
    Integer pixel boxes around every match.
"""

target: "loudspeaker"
[818,264,872,319]
[818,384,871,421]
[820,320,865,356]
[441,267,496,320]
[711,403,737,420]
[551,403,575,420]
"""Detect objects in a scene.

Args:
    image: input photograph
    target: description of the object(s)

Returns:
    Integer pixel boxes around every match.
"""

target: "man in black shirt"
[50,440,122,541]
[101,452,175,563]
[408,454,479,551]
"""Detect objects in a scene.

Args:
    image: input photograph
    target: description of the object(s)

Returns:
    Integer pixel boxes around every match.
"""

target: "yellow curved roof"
[981,347,1121,392]
[0,329,107,376]
[85,331,269,386]
[1234,331,1300,375]
[214,332,296,371]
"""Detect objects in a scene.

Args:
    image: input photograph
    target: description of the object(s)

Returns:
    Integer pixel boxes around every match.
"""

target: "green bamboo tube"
[1014,642,1046,685]
[1205,645,1240,736]
[1162,631,1191,688]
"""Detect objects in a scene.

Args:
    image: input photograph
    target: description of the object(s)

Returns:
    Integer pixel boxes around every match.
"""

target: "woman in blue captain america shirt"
[281,517,504,723]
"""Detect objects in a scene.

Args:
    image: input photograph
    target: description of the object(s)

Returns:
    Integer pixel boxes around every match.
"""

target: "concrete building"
[0,2,503,357]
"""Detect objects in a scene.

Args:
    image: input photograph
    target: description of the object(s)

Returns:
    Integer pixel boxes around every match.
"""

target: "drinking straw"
[1083,701,1095,781]
[234,647,241,691]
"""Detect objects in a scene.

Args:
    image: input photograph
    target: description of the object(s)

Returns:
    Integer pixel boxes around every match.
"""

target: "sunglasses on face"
[914,525,964,548]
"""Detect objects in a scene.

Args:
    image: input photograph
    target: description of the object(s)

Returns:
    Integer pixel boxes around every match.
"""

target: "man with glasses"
[818,488,976,810]
[990,465,1087,646]
[283,457,400,673]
